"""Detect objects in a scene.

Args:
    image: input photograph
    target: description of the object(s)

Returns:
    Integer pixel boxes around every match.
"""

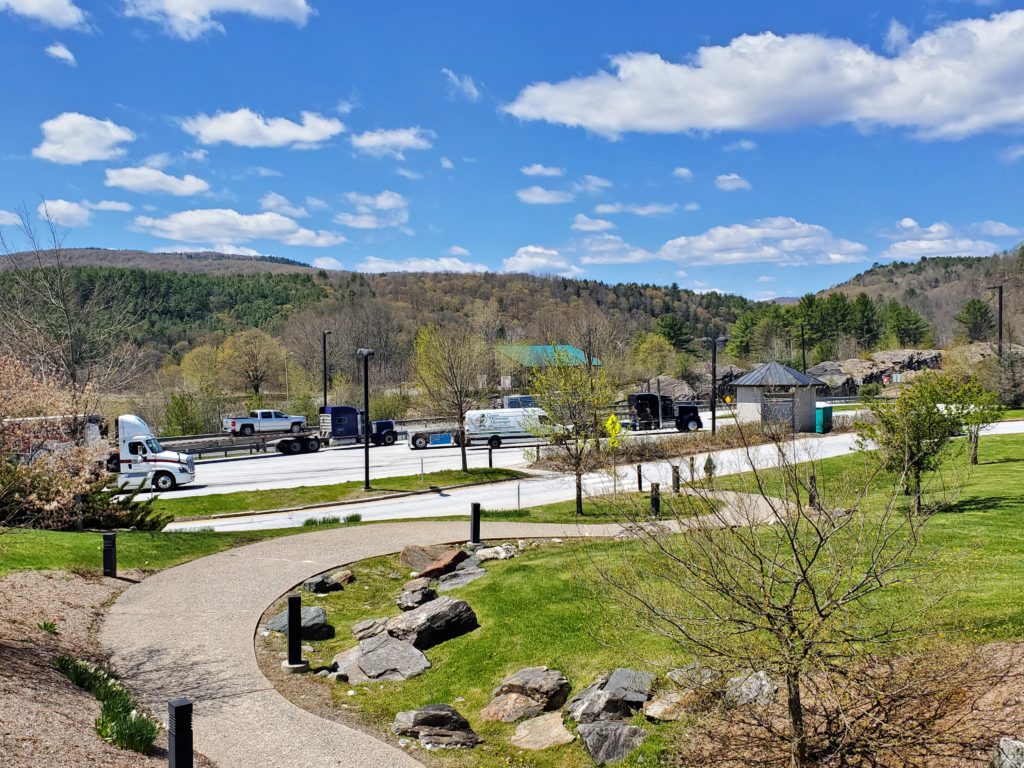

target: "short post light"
[470,502,481,546]
[168,698,193,768]
[102,532,117,578]
[356,348,375,491]
[281,593,309,673]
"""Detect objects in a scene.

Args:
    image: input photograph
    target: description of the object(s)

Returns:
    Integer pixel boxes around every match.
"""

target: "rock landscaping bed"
[0,569,216,768]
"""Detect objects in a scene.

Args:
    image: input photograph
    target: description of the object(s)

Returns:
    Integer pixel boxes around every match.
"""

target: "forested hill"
[825,246,1024,345]
[0,248,752,358]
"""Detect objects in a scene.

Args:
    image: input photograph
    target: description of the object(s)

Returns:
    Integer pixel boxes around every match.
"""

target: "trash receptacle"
[815,405,833,434]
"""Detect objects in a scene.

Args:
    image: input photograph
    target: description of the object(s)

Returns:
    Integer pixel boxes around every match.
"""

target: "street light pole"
[988,284,1004,356]
[701,336,729,435]
[356,348,375,491]
[321,330,331,409]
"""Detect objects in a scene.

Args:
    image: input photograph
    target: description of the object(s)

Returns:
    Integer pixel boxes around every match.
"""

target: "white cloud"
[45,42,75,65]
[595,201,677,216]
[359,255,488,274]
[440,156,454,169]
[660,216,867,266]
[571,213,615,232]
[184,148,208,162]
[882,218,997,259]
[1000,144,1024,163]
[516,186,574,205]
[349,127,434,159]
[577,234,656,265]
[33,113,136,165]
[572,174,612,195]
[672,166,694,180]
[975,220,1021,237]
[142,152,172,169]
[252,166,282,177]
[884,19,911,54]
[447,245,471,256]
[724,139,757,151]
[135,208,346,247]
[0,210,20,226]
[441,68,481,101]
[38,199,91,227]
[181,108,343,149]
[505,11,1024,141]
[756,275,775,283]
[521,163,565,177]
[334,190,409,229]
[502,245,582,277]
[123,0,313,40]
[259,192,307,218]
[396,167,423,180]
[305,196,327,210]
[336,99,356,115]
[684,202,700,211]
[105,166,210,196]
[715,173,751,191]
[312,257,342,271]
[85,200,133,212]
[2,0,85,29]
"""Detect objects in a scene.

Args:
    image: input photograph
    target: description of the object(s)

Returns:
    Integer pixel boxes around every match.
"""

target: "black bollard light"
[102,532,117,578]
[168,698,193,768]
[488,446,493,468]
[671,465,681,494]
[650,483,661,518]
[636,464,643,493]
[280,593,309,673]
[470,502,481,545]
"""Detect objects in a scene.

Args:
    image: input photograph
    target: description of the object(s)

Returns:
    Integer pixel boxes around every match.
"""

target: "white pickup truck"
[222,410,306,437]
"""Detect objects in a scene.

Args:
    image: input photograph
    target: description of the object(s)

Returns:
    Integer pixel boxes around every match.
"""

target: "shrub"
[859,382,882,400]
[53,655,160,754]
[38,620,58,635]
[343,513,362,524]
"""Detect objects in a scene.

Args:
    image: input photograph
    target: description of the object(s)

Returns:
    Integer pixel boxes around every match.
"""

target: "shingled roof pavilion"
[731,361,824,432]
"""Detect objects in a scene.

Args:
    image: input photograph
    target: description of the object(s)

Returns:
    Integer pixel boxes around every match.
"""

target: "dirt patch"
[0,569,215,768]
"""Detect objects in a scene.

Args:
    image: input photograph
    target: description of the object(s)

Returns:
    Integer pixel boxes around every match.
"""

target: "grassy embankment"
[151,467,527,519]
[279,433,1024,768]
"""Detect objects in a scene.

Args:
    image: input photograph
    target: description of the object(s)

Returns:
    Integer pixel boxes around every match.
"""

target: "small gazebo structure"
[730,361,824,432]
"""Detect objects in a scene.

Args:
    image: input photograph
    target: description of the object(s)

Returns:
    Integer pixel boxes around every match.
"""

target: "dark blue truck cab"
[319,406,398,447]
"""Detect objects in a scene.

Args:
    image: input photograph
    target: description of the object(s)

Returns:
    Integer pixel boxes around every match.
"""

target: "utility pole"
[701,336,729,435]
[321,330,331,408]
[800,323,807,373]
[356,348,375,491]
[988,284,1004,357]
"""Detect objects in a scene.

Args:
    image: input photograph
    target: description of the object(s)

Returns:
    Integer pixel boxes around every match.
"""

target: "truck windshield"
[146,438,163,453]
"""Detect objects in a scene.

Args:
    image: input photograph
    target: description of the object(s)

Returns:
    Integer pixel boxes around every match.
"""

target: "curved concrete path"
[102,520,622,768]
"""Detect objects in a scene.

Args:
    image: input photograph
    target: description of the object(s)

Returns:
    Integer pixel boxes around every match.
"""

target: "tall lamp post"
[356,348,375,491]
[321,330,332,409]
[700,336,729,434]
[988,284,1004,357]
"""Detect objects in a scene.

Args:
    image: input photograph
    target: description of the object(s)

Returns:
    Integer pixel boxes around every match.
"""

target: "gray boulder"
[329,568,354,585]
[397,587,437,611]
[476,543,518,562]
[479,692,544,723]
[353,635,430,681]
[510,712,575,750]
[666,661,719,690]
[991,737,1024,768]
[642,692,687,721]
[265,606,332,640]
[576,721,646,764]
[566,670,652,724]
[302,574,340,594]
[385,595,478,650]
[403,576,431,592]
[724,671,778,708]
[392,704,481,749]
[436,568,486,592]
[493,666,570,710]
[455,555,481,571]
[604,668,653,706]
[351,617,386,641]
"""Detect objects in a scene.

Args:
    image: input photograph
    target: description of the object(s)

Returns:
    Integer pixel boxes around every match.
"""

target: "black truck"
[627,393,703,432]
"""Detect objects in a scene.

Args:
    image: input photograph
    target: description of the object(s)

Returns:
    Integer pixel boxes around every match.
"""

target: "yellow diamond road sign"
[605,414,622,447]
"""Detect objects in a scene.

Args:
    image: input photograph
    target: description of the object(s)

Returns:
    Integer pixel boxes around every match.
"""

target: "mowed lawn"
[152,467,527,519]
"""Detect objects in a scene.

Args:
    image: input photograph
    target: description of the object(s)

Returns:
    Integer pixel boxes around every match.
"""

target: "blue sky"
[2,0,1023,299]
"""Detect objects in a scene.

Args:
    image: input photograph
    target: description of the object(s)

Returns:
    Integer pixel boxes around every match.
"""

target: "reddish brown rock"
[417,549,469,579]
[479,692,543,723]
[400,545,452,571]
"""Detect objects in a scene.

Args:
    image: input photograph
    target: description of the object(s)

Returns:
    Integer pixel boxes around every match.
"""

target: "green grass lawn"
[286,544,678,768]
[1001,408,1024,420]
[153,467,527,519]
[479,491,708,524]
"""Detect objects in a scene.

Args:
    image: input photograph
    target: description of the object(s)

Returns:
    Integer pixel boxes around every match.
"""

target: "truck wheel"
[304,437,320,453]
[687,419,700,432]
[412,434,428,450]
[240,424,254,437]
[383,432,397,446]
[488,435,502,449]
[152,472,176,492]
[289,422,303,433]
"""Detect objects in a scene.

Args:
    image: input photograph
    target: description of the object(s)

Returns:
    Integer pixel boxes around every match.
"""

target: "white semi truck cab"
[114,415,195,492]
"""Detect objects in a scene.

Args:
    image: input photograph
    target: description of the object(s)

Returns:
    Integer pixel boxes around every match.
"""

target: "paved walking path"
[102,520,625,768]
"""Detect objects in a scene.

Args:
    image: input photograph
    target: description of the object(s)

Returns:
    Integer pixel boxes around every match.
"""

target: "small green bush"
[38,620,58,635]
[343,513,362,523]
[860,382,883,400]
[53,655,159,754]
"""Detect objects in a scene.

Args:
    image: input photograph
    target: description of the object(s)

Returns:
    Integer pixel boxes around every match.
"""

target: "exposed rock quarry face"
[392,704,481,749]
[870,348,942,371]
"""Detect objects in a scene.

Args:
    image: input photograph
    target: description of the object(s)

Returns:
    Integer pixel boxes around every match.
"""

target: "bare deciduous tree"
[217,329,285,397]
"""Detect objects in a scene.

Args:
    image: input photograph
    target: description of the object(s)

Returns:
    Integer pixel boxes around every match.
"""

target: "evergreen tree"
[954,298,995,342]
[654,314,693,351]
[850,293,881,349]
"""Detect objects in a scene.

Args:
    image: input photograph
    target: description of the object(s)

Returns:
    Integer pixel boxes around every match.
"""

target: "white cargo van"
[113,415,196,492]
[464,408,545,449]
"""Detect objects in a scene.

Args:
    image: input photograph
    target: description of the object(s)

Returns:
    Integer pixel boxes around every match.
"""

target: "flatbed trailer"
[162,429,323,459]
